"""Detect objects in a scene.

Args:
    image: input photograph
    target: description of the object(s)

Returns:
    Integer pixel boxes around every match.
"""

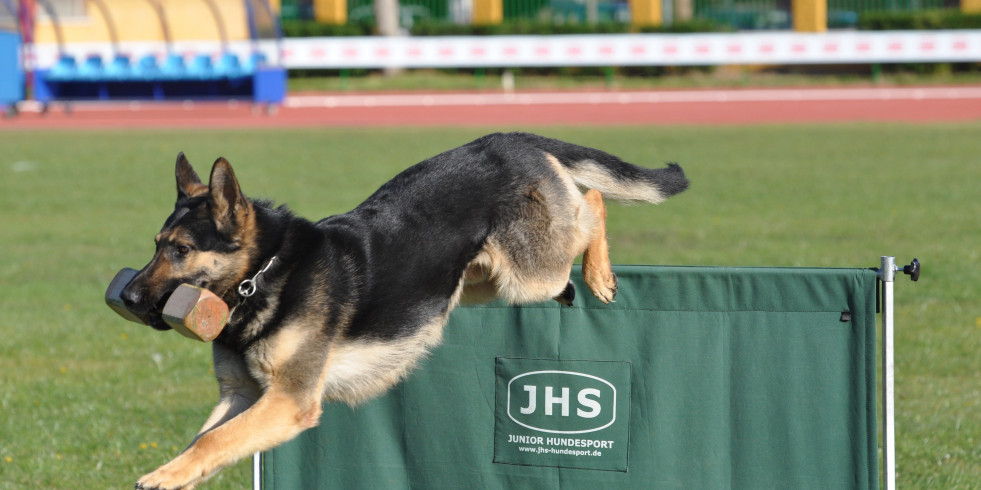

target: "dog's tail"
[521,132,690,204]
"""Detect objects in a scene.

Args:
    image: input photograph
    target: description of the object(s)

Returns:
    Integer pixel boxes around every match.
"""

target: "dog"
[121,132,688,489]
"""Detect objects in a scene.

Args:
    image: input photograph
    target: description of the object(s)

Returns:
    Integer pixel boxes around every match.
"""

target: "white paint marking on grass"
[282,86,981,109]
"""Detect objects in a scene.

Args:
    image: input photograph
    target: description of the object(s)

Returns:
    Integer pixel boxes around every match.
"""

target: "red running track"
[3,86,980,130]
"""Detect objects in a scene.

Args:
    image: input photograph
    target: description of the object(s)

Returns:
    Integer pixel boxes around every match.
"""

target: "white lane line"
[284,87,981,109]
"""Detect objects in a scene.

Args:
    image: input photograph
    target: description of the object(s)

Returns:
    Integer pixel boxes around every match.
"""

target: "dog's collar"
[237,256,278,298]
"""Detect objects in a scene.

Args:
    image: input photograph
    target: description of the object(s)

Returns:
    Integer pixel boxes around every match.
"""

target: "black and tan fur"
[121,132,688,489]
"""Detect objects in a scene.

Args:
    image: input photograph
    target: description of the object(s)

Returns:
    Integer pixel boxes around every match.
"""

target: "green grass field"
[1,125,979,488]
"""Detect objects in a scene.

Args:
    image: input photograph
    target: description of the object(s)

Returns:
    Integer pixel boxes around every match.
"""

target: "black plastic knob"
[902,258,920,282]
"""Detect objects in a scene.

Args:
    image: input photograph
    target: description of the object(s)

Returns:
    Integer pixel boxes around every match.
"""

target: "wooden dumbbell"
[105,268,151,325]
[161,284,228,342]
[105,268,229,342]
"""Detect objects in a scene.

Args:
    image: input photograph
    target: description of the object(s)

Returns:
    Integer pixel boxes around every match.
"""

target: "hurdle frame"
[252,256,918,490]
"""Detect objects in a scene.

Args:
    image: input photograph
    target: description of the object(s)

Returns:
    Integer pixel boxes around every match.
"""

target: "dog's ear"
[208,158,251,240]
[176,152,207,202]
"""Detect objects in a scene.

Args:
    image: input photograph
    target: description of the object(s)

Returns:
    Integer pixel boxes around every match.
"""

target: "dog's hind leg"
[581,189,617,304]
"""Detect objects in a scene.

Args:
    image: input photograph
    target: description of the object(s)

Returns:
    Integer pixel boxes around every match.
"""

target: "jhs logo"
[517,385,602,418]
[507,371,617,434]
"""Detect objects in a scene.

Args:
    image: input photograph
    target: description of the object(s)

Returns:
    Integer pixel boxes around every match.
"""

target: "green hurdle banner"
[261,265,880,489]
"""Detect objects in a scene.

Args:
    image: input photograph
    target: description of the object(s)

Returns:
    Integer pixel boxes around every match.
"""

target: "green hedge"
[411,19,730,35]
[413,19,628,35]
[281,19,375,37]
[857,9,981,30]
[637,19,735,33]
[281,18,731,37]
[283,11,981,36]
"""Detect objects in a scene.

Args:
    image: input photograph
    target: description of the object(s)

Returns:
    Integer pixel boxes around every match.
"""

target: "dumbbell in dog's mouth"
[120,283,176,331]
[108,268,231,342]
[119,271,214,331]
[146,294,174,331]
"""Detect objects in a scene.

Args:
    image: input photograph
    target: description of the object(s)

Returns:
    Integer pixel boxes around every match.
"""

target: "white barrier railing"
[29,30,981,71]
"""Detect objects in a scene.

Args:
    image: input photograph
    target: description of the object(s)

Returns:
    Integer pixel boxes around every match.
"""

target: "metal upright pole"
[253,452,262,490]
[19,0,36,100]
[880,256,896,490]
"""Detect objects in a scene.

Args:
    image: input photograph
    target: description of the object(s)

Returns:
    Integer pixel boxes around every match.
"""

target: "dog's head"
[121,153,255,330]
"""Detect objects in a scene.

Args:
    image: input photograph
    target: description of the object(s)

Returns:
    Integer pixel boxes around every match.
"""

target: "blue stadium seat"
[243,52,267,73]
[49,54,77,80]
[77,54,104,80]
[188,53,214,79]
[134,54,161,79]
[161,53,186,79]
[104,54,131,79]
[215,52,242,78]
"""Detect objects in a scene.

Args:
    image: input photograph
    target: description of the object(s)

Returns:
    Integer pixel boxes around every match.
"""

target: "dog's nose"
[121,285,143,307]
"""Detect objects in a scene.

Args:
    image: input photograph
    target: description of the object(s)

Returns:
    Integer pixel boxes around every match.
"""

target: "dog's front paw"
[135,460,201,490]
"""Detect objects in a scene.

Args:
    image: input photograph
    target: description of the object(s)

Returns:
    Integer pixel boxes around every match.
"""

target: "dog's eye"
[175,245,191,255]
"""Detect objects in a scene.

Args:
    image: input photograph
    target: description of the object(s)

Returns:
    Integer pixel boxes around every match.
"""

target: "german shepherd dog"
[122,132,688,489]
